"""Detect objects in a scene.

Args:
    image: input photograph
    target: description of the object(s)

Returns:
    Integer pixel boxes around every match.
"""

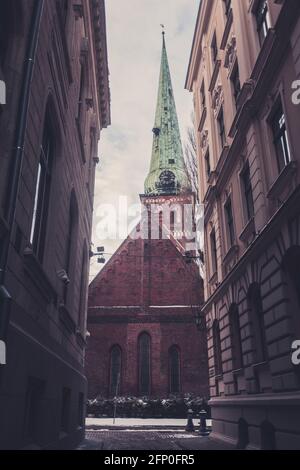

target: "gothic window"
[270,100,291,174]
[169,346,180,394]
[110,345,122,396]
[213,320,223,376]
[229,304,243,370]
[138,333,151,396]
[248,284,268,364]
[30,115,54,263]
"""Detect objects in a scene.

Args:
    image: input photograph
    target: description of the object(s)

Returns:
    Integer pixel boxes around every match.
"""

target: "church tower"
[86,33,208,400]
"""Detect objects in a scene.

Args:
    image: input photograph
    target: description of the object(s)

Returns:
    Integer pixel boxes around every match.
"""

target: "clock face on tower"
[156,170,176,192]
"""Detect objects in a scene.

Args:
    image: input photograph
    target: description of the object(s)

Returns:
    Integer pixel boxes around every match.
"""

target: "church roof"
[144,33,190,196]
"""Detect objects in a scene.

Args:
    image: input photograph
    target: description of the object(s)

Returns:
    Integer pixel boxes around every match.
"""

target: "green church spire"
[144,32,190,196]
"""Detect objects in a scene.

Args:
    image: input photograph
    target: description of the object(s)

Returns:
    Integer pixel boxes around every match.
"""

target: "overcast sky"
[90,0,200,280]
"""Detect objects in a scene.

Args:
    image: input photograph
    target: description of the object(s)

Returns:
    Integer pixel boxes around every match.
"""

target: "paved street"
[78,430,235,451]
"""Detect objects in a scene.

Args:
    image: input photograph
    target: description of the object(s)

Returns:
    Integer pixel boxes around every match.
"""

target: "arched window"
[237,418,249,450]
[213,320,223,376]
[229,304,243,370]
[30,111,55,263]
[110,345,122,396]
[248,284,268,363]
[169,346,180,394]
[138,333,151,396]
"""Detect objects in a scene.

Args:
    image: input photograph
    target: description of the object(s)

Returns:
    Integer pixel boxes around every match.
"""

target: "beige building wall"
[187,0,300,450]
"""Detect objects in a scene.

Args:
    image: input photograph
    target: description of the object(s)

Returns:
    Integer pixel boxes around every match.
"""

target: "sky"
[90,0,200,281]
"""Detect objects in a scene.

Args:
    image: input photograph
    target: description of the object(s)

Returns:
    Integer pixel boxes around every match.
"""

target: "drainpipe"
[0,0,45,344]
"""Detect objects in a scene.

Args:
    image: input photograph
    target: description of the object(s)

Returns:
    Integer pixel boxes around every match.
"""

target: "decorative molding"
[212,84,224,116]
[200,129,209,150]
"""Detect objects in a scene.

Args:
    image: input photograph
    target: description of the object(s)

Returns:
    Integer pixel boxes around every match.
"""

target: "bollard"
[185,409,195,433]
[199,409,210,436]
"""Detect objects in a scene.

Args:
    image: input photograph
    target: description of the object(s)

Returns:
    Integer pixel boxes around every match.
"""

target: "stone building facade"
[186,0,300,450]
[86,34,209,401]
[0,0,110,449]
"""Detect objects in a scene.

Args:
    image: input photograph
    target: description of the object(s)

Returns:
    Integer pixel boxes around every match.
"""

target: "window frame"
[255,0,271,46]
[217,106,226,150]
[224,197,235,248]
[269,98,291,174]
[240,162,254,223]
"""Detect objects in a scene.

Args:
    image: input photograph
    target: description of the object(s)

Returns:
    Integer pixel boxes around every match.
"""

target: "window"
[213,320,223,376]
[169,346,180,394]
[217,107,226,149]
[205,150,211,179]
[78,245,88,330]
[61,387,71,433]
[241,162,254,222]
[23,377,45,445]
[211,32,218,65]
[210,229,217,275]
[61,0,68,27]
[223,0,231,18]
[78,64,85,121]
[200,81,206,109]
[30,118,54,262]
[64,193,79,304]
[248,284,268,364]
[225,197,235,247]
[138,333,151,396]
[229,304,243,370]
[231,63,241,107]
[110,345,122,396]
[0,0,14,69]
[282,247,300,337]
[255,0,271,46]
[78,393,84,427]
[270,100,291,173]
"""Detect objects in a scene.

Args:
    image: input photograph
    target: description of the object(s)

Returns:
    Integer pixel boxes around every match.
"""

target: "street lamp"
[89,246,106,264]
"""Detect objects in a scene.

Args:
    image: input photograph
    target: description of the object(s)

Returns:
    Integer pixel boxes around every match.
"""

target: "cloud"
[90,0,200,281]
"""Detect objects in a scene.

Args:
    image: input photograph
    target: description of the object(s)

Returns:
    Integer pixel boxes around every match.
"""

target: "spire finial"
[160,24,165,35]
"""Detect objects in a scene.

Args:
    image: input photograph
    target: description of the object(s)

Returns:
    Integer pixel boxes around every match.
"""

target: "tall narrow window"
[64,193,79,305]
[211,32,218,65]
[241,162,254,222]
[231,63,241,107]
[169,346,180,394]
[61,0,68,27]
[270,100,291,173]
[138,333,151,396]
[78,245,88,330]
[229,304,243,370]
[61,387,71,433]
[217,107,226,149]
[213,320,223,376]
[223,0,231,18]
[23,377,45,445]
[255,0,271,46]
[78,64,85,121]
[0,0,14,69]
[205,150,211,179]
[200,81,206,109]
[210,229,218,275]
[110,345,122,396]
[225,197,235,247]
[248,284,268,364]
[30,118,54,263]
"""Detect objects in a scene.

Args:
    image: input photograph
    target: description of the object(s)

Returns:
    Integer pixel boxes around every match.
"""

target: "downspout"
[0,0,45,344]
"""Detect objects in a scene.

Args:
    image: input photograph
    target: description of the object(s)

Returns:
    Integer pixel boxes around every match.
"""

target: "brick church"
[86,33,209,399]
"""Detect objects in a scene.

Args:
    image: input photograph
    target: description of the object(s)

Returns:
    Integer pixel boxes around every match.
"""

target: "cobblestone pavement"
[77,430,235,451]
